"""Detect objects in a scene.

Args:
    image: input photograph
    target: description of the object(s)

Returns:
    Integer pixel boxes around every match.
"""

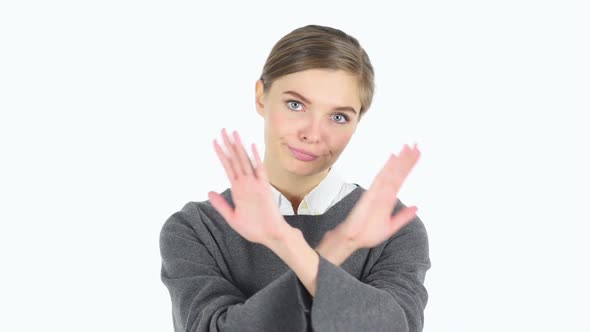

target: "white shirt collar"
[270,167,346,216]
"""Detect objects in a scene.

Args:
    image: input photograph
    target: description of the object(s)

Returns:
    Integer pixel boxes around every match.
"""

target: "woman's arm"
[267,144,428,331]
[271,143,421,296]
[200,129,428,330]
[160,205,313,332]
[268,199,430,332]
[268,225,355,297]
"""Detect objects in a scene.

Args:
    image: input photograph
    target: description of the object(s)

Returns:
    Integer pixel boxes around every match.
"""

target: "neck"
[264,156,330,209]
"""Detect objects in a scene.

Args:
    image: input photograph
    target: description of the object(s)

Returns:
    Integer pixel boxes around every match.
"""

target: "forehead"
[271,69,361,109]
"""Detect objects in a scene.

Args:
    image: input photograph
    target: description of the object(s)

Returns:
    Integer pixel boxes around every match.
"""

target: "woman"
[160,24,430,332]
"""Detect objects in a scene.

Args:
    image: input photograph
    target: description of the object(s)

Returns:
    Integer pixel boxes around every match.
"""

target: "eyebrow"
[282,90,358,115]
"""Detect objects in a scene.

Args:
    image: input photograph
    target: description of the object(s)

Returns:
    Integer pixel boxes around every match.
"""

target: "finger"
[374,153,396,180]
[213,138,237,183]
[392,150,410,184]
[208,191,235,225]
[365,154,399,206]
[376,154,402,190]
[232,130,254,177]
[368,154,394,195]
[387,206,418,235]
[369,144,421,207]
[380,154,411,200]
[401,143,420,167]
[400,143,419,168]
[251,143,269,182]
[391,143,421,187]
[221,128,240,180]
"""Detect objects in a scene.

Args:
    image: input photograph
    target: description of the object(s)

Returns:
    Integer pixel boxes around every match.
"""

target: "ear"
[255,79,266,118]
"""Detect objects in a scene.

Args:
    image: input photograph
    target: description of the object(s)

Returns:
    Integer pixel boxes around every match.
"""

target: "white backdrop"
[1,1,589,331]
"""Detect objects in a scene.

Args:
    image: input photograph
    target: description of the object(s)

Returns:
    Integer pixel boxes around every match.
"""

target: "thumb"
[388,206,418,235]
[208,191,234,223]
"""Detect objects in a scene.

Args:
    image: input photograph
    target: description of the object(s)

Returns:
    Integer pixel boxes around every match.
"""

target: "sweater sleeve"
[311,200,431,332]
[159,207,312,332]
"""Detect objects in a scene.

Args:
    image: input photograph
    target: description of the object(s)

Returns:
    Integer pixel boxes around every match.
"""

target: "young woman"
[160,25,430,332]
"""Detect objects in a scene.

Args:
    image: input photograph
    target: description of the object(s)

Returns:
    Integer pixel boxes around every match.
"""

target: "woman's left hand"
[335,144,421,250]
[207,128,293,248]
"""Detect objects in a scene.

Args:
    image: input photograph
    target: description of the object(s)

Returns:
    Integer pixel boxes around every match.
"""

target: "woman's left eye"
[333,113,349,124]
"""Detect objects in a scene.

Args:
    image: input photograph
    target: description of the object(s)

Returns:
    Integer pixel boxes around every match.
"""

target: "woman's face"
[255,68,362,176]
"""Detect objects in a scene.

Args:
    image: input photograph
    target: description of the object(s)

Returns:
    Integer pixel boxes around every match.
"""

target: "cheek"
[267,109,294,135]
[331,134,353,151]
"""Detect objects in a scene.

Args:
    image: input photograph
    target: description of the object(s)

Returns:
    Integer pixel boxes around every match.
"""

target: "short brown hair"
[259,25,375,121]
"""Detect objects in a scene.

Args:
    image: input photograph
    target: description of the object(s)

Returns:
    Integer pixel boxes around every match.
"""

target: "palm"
[338,144,421,249]
[208,129,290,247]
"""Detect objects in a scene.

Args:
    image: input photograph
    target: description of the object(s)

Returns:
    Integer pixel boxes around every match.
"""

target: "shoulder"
[391,198,428,239]
[159,201,202,239]
[380,197,430,268]
[160,188,233,237]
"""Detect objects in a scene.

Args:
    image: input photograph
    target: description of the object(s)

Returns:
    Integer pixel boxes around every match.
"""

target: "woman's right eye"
[286,100,303,111]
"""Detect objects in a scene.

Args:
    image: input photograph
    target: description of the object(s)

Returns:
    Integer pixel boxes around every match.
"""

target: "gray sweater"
[159,185,430,332]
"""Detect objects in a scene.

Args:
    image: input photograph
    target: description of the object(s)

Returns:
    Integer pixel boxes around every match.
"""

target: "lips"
[287,145,318,157]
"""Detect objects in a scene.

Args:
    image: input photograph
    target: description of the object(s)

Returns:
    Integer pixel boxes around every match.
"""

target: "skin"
[207,69,421,297]
[254,69,362,213]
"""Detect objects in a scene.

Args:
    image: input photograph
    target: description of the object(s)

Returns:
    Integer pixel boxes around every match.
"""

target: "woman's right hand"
[207,128,295,248]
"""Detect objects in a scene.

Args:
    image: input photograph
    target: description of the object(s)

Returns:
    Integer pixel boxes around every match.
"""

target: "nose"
[299,116,322,143]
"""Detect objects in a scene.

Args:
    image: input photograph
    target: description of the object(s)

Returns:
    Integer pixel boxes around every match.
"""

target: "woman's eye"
[333,113,349,124]
[286,100,303,111]
[286,100,349,124]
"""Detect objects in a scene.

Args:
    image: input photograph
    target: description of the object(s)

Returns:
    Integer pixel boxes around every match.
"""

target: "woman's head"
[255,24,374,178]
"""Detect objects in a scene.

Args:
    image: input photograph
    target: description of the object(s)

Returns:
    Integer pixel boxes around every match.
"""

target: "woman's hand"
[207,128,293,247]
[335,144,421,250]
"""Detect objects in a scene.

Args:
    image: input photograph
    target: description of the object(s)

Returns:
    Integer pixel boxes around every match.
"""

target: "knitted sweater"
[159,185,430,332]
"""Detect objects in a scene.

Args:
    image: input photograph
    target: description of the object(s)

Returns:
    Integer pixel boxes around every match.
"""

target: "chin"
[282,160,314,175]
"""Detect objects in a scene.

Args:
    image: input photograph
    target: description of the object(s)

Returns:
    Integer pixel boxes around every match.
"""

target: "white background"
[1,1,589,331]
